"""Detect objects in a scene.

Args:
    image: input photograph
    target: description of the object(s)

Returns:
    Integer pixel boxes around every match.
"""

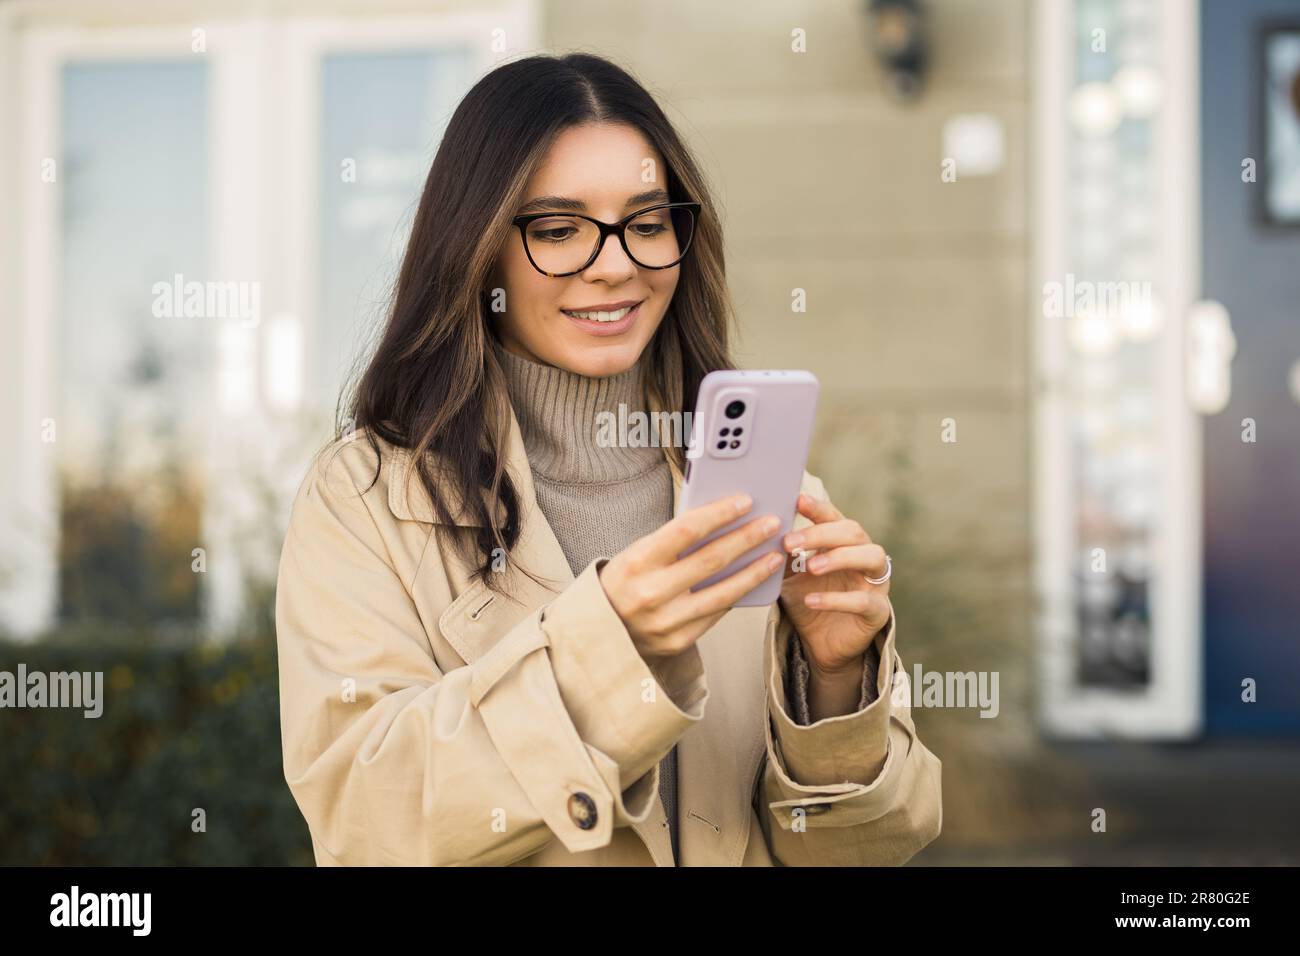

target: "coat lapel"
[389,400,572,664]
[387,400,681,865]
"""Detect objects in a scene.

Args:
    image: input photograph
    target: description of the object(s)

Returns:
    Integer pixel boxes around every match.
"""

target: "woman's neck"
[491,336,663,484]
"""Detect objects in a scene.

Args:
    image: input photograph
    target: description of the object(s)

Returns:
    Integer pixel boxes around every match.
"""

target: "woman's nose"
[581,232,638,282]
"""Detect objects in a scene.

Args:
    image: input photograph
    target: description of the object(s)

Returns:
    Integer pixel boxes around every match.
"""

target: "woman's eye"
[631,223,668,237]
[529,224,577,243]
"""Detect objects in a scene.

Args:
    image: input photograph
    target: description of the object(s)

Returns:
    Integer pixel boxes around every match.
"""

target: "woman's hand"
[599,493,785,662]
[779,493,892,679]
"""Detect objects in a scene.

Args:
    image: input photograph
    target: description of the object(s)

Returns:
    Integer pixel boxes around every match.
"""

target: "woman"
[275,52,941,866]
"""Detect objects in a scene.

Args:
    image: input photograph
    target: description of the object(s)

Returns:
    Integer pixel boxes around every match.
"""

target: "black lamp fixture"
[866,0,928,101]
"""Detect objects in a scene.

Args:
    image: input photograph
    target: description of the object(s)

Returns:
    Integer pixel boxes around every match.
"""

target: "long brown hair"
[339,52,735,594]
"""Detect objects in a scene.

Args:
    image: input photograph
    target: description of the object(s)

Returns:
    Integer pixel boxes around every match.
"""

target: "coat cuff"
[541,556,708,791]
[767,607,897,789]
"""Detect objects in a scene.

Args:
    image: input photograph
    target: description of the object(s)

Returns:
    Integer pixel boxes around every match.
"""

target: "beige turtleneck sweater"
[492,335,879,865]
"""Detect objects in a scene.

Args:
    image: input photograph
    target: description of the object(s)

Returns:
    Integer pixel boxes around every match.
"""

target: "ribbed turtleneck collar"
[492,336,665,484]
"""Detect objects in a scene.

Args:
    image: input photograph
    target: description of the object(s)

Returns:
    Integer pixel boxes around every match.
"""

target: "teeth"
[563,305,635,322]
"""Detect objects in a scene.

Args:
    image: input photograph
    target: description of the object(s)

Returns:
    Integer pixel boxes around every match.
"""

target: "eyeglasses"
[511,201,700,278]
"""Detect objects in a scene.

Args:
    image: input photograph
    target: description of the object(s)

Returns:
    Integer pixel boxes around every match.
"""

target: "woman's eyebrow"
[516,188,669,215]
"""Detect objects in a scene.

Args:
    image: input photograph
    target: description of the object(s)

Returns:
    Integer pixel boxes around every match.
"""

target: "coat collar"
[384,392,690,670]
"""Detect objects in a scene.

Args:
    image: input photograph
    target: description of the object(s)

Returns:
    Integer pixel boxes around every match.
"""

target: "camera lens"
[724,400,745,419]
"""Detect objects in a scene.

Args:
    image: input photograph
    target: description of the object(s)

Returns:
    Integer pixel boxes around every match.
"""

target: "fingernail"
[767,552,784,570]
[785,532,804,548]
[805,593,821,607]
[808,556,826,572]
[735,494,753,512]
[761,515,780,534]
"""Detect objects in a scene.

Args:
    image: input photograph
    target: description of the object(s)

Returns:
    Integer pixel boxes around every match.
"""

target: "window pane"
[316,49,475,416]
[59,61,209,631]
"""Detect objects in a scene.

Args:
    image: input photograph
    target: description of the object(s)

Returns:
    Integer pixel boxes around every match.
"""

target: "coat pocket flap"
[437,575,542,666]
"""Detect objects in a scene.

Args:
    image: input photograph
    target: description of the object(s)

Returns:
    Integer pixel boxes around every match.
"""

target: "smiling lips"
[560,299,643,322]
[561,299,643,334]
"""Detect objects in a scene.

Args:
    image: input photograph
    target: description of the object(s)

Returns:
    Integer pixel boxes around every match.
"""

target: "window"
[2,3,539,639]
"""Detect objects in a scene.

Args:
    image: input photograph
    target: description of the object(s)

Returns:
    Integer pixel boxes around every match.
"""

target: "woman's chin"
[554,330,655,378]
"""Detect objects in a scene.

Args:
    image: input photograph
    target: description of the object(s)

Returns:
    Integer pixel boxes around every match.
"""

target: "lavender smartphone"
[675,369,820,607]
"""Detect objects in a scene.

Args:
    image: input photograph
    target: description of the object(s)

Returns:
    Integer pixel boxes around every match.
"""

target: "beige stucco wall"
[547,0,1040,856]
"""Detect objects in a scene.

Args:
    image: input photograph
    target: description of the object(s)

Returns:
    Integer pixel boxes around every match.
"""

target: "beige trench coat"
[275,404,943,866]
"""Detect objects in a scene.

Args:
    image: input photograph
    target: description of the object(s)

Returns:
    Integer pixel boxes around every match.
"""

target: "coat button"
[804,803,830,815]
[568,792,597,830]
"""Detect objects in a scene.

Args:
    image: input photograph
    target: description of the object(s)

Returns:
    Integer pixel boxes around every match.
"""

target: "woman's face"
[490,122,681,378]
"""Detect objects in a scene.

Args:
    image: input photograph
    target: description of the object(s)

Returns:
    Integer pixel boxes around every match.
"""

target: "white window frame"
[1031,0,1203,738]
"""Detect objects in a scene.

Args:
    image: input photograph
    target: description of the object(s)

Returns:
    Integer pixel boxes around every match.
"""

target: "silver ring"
[864,555,892,586]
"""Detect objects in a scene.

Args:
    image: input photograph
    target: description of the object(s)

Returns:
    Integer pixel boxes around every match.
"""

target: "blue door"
[1200,0,1300,733]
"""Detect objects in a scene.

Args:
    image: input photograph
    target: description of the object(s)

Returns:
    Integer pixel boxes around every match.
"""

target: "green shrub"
[0,633,313,865]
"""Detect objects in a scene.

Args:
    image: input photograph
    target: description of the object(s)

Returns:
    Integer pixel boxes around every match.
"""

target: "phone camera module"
[724,400,746,419]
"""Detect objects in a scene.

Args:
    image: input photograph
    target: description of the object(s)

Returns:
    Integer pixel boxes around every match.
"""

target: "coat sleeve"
[275,455,706,866]
[754,479,943,867]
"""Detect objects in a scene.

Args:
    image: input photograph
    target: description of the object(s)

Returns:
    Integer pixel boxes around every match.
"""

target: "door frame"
[1031,0,1204,738]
